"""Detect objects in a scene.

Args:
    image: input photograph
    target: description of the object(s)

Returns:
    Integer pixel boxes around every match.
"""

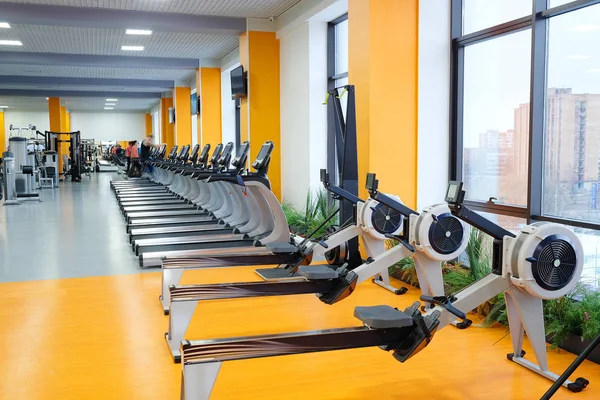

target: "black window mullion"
[527,0,549,223]
[449,0,463,181]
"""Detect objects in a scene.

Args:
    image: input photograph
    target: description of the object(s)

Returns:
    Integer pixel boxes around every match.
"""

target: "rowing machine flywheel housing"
[358,197,404,240]
[410,203,470,261]
[506,222,583,300]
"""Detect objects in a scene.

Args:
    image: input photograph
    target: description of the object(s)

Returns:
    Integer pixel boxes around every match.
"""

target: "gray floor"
[0,172,145,282]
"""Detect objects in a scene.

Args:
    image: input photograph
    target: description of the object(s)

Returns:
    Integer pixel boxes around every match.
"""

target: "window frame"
[327,13,349,182]
[450,0,600,232]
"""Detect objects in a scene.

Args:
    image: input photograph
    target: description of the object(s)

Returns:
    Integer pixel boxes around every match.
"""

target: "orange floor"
[0,267,599,400]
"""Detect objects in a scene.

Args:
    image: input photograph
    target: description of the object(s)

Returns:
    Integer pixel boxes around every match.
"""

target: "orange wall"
[161,97,174,150]
[348,0,372,200]
[200,67,223,148]
[348,0,419,208]
[0,112,5,154]
[239,32,249,144]
[246,31,281,200]
[174,87,192,146]
[48,98,61,133]
[145,113,152,135]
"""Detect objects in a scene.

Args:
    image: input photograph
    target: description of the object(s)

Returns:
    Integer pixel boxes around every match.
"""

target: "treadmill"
[121,144,204,214]
[117,145,193,205]
[132,141,258,255]
[138,141,284,267]
[124,143,233,232]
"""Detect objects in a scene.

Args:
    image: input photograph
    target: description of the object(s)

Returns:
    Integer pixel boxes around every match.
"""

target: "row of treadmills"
[112,140,298,268]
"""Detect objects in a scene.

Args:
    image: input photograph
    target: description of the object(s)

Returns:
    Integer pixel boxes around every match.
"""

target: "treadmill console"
[189,144,200,164]
[218,142,235,166]
[168,145,179,160]
[198,144,211,165]
[252,141,275,170]
[231,141,250,168]
[209,143,224,165]
[180,145,191,162]
[175,145,187,162]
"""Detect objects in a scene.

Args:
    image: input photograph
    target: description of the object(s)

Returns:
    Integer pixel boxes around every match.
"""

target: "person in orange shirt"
[125,141,132,173]
[128,141,142,177]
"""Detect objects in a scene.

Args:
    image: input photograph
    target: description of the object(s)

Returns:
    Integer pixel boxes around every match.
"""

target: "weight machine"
[6,125,41,202]
[44,130,83,182]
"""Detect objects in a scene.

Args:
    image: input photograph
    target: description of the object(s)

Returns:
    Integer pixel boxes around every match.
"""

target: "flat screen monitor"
[191,92,198,115]
[230,65,247,99]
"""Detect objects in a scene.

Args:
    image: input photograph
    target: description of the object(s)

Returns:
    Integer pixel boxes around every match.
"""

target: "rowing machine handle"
[419,295,467,320]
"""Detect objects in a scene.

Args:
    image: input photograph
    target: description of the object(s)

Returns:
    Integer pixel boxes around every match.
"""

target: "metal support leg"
[181,361,222,400]
[161,268,184,314]
[166,300,198,363]
[505,288,575,389]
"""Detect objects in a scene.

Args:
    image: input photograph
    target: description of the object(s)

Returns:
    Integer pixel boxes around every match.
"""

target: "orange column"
[348,0,419,207]
[145,113,152,135]
[174,87,192,146]
[199,67,222,148]
[242,31,281,200]
[60,106,69,167]
[161,97,174,150]
[0,111,5,154]
[48,98,63,171]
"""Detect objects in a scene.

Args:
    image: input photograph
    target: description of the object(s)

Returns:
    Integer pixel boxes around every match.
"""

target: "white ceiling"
[0,0,301,112]
[1,25,240,59]
[0,0,302,18]
[0,64,195,81]
[0,96,159,112]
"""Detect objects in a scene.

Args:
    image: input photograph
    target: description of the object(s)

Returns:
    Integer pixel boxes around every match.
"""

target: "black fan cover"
[529,235,578,291]
[371,203,403,235]
[428,213,464,255]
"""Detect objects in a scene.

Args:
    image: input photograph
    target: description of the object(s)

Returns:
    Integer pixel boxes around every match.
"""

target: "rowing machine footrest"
[298,265,339,280]
[392,310,441,363]
[316,271,358,305]
[354,305,413,329]
[266,243,298,254]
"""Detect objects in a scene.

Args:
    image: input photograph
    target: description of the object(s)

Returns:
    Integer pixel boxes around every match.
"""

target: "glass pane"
[549,0,580,7]
[336,76,349,118]
[462,30,531,206]
[544,5,600,224]
[463,0,532,34]
[335,19,348,75]
[573,227,600,290]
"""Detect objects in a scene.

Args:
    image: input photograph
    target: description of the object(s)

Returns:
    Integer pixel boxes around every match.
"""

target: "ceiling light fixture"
[46,97,49,100]
[0,40,22,46]
[106,98,118,102]
[568,55,591,60]
[126,29,152,35]
[105,103,116,106]
[104,107,114,110]
[0,106,9,108]
[121,45,144,51]
[0,22,10,29]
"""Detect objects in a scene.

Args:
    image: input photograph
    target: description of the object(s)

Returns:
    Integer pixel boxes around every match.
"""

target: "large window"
[451,0,600,289]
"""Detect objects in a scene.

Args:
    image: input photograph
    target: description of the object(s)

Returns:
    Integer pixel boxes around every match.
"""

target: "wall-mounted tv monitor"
[191,92,199,115]
[230,65,247,100]
[168,107,175,124]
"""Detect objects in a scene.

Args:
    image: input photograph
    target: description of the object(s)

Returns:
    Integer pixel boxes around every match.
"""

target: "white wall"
[70,112,146,142]
[3,110,50,137]
[279,20,328,208]
[221,63,239,146]
[417,0,451,209]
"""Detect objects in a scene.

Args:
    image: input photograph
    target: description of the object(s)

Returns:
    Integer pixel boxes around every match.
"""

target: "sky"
[462,0,600,147]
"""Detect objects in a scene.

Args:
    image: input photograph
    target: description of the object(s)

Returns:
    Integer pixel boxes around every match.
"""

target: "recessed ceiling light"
[0,22,10,29]
[104,107,114,110]
[106,98,118,101]
[0,40,22,46]
[568,55,591,60]
[121,45,144,51]
[126,29,152,35]
[105,103,116,106]
[0,106,9,108]
[46,97,49,100]
[570,24,600,32]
